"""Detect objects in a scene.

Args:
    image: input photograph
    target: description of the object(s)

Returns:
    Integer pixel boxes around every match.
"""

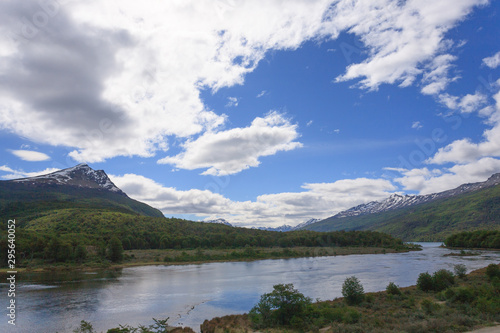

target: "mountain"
[0,163,164,220]
[255,224,294,232]
[302,173,500,241]
[329,173,500,220]
[254,219,321,232]
[292,218,321,230]
[12,163,124,193]
[203,218,233,227]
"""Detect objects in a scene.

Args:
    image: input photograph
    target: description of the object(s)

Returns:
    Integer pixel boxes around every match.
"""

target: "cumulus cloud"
[483,51,500,69]
[334,0,487,90]
[10,149,50,161]
[0,0,489,167]
[111,173,397,227]
[430,88,500,164]
[0,0,334,164]
[393,157,500,194]
[158,112,302,176]
[0,165,60,180]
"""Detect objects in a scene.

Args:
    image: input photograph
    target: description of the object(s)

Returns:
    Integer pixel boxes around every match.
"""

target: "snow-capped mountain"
[327,173,500,220]
[11,163,124,194]
[203,218,233,226]
[292,218,321,230]
[255,219,321,232]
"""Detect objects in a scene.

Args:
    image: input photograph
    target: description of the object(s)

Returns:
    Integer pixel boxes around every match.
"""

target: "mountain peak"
[10,164,124,194]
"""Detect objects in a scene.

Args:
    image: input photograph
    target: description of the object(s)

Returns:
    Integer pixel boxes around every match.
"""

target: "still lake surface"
[1,243,499,332]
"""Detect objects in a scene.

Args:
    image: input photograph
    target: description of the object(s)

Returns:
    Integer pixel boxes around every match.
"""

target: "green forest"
[444,230,500,249]
[0,208,409,267]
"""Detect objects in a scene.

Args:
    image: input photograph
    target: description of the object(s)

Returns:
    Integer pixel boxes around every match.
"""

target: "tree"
[249,283,312,328]
[342,276,365,305]
[417,272,434,292]
[454,264,467,278]
[108,236,124,262]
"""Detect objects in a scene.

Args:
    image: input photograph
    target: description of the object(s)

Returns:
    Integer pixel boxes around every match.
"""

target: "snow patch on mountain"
[325,172,500,221]
[11,163,124,194]
[203,218,233,226]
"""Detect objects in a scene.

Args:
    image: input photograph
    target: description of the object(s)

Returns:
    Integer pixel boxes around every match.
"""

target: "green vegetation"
[454,264,468,278]
[304,184,500,241]
[385,282,402,296]
[445,230,500,249]
[417,269,455,292]
[342,276,365,305]
[249,284,312,328]
[200,264,500,333]
[72,318,194,333]
[0,206,410,268]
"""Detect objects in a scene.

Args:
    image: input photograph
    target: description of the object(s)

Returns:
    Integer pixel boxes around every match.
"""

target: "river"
[1,243,499,332]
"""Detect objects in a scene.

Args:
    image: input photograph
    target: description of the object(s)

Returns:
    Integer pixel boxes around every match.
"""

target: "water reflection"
[0,243,498,333]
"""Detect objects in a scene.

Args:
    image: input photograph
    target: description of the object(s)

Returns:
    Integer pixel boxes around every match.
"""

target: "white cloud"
[10,149,50,161]
[0,0,489,165]
[0,165,60,180]
[226,97,239,107]
[412,121,423,129]
[393,157,500,194]
[111,173,397,227]
[256,90,268,98]
[158,112,302,176]
[420,54,458,95]
[438,92,488,114]
[334,0,487,90]
[483,51,500,69]
[430,89,500,164]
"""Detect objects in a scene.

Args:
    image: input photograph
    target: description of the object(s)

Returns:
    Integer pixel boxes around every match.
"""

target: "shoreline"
[0,245,415,274]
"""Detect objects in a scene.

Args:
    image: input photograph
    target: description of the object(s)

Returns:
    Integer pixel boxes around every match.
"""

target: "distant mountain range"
[3,164,499,242]
[301,173,500,241]
[328,173,500,220]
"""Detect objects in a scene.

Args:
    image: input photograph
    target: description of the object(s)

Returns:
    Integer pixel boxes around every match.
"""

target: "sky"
[1,0,500,228]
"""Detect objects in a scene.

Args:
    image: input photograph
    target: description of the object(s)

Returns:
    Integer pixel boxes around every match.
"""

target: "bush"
[386,282,402,295]
[421,299,441,315]
[454,264,467,278]
[342,276,365,305]
[432,269,455,292]
[417,272,434,292]
[486,264,500,280]
[249,283,312,328]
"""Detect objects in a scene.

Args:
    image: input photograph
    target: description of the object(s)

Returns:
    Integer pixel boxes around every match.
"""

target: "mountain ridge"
[0,164,164,219]
[319,173,500,221]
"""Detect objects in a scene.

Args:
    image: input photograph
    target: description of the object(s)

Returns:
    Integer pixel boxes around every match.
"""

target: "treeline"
[0,208,407,267]
[444,230,500,249]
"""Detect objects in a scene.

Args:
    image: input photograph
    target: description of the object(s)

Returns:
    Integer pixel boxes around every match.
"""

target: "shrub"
[454,264,467,278]
[432,269,455,292]
[249,283,312,328]
[342,276,365,305]
[342,307,361,324]
[421,299,441,315]
[486,264,500,280]
[417,272,434,292]
[386,282,402,295]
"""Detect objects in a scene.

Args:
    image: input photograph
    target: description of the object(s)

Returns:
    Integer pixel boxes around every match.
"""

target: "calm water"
[1,243,499,332]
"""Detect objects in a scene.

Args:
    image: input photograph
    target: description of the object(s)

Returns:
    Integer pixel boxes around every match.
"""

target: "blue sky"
[1,0,499,227]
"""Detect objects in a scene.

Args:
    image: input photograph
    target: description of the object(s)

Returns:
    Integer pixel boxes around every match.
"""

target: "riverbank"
[1,245,417,273]
[200,264,500,333]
